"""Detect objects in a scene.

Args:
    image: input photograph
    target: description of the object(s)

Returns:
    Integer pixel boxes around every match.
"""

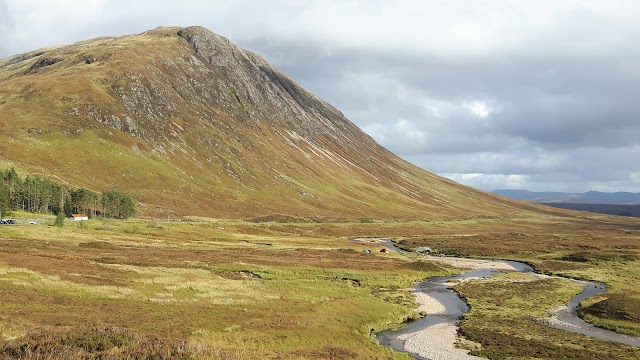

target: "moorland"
[1,211,639,359]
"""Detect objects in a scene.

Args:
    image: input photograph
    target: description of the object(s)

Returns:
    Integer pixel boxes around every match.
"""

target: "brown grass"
[455,276,640,359]
[1,214,639,358]
[0,326,208,360]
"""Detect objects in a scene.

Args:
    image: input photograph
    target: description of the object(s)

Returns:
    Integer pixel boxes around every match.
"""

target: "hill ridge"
[493,189,640,205]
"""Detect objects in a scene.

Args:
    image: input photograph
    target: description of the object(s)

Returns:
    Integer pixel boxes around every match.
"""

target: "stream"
[349,238,640,359]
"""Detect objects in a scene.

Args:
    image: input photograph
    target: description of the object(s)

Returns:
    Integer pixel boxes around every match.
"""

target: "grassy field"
[0,217,455,359]
[1,212,640,359]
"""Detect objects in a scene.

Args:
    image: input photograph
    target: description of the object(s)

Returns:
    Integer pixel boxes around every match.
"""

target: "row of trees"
[0,168,135,219]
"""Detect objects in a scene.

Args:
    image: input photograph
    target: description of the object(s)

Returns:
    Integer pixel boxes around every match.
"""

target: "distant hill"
[493,190,640,205]
[493,189,640,218]
[0,26,561,219]
[538,203,640,218]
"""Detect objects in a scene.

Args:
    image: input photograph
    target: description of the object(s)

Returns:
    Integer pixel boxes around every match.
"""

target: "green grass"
[0,218,457,359]
[1,214,640,358]
[390,215,640,339]
[454,273,640,359]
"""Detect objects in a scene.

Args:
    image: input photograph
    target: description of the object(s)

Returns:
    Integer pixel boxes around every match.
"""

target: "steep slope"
[0,26,552,218]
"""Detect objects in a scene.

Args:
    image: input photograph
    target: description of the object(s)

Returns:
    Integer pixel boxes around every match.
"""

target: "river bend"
[349,238,640,359]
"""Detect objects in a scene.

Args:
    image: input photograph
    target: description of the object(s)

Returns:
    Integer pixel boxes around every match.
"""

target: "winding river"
[350,238,640,359]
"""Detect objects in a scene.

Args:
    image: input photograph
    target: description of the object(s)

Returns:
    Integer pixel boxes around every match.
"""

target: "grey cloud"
[0,0,9,26]
[0,0,12,57]
[249,38,640,152]
[408,144,640,192]
[409,145,640,177]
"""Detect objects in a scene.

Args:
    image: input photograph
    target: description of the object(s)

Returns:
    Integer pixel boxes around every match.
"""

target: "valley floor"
[1,212,640,359]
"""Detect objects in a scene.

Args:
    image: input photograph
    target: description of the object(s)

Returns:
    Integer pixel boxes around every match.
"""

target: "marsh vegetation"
[0,213,639,358]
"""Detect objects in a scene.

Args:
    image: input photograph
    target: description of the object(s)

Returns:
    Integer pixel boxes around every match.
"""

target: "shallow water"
[548,280,640,347]
[376,262,514,359]
[369,240,640,358]
[376,277,471,358]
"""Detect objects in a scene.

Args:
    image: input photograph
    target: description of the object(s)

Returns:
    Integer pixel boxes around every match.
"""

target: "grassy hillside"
[0,26,568,219]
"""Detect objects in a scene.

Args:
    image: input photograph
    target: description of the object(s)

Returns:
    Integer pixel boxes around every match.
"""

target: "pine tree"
[0,168,134,219]
[54,212,65,227]
[102,190,136,219]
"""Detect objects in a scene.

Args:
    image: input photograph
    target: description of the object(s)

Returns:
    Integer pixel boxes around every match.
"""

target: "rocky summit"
[0,26,547,218]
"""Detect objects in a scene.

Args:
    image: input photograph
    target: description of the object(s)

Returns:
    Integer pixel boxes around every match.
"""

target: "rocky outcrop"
[176,26,353,139]
[26,58,61,74]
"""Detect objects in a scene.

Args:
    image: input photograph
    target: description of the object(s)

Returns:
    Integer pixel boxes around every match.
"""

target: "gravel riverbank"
[377,255,520,360]
[353,238,640,356]
[378,253,640,358]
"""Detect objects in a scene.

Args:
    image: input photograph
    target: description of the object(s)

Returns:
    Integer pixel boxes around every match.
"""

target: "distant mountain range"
[492,189,640,205]
[492,189,640,218]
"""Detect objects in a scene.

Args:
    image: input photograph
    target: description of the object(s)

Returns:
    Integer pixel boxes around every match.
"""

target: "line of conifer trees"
[0,168,135,219]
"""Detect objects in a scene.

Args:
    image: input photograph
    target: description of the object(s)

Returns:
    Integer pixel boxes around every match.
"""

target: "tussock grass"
[0,326,209,359]
[2,215,639,358]
[0,264,136,300]
[0,218,447,359]
[455,275,640,359]
[391,215,640,339]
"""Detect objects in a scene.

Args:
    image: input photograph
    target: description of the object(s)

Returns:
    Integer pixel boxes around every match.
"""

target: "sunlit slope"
[0,26,554,218]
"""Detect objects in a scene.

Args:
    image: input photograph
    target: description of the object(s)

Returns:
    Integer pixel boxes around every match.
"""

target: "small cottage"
[70,214,88,221]
[380,248,390,253]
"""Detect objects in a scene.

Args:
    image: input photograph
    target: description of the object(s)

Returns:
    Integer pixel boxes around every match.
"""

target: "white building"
[70,214,89,221]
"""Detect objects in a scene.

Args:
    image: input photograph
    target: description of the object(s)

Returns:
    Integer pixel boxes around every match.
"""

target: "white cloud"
[465,101,493,119]
[442,173,531,191]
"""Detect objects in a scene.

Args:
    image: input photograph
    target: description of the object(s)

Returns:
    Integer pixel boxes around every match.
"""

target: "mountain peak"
[177,26,241,65]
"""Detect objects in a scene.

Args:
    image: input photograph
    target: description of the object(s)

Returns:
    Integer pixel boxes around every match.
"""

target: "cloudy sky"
[2,1,640,192]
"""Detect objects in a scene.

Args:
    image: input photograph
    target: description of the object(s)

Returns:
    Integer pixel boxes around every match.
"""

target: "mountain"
[0,26,555,219]
[539,203,640,218]
[493,189,640,205]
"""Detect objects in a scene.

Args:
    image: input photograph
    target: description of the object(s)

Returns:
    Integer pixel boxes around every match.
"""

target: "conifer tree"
[54,212,65,227]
